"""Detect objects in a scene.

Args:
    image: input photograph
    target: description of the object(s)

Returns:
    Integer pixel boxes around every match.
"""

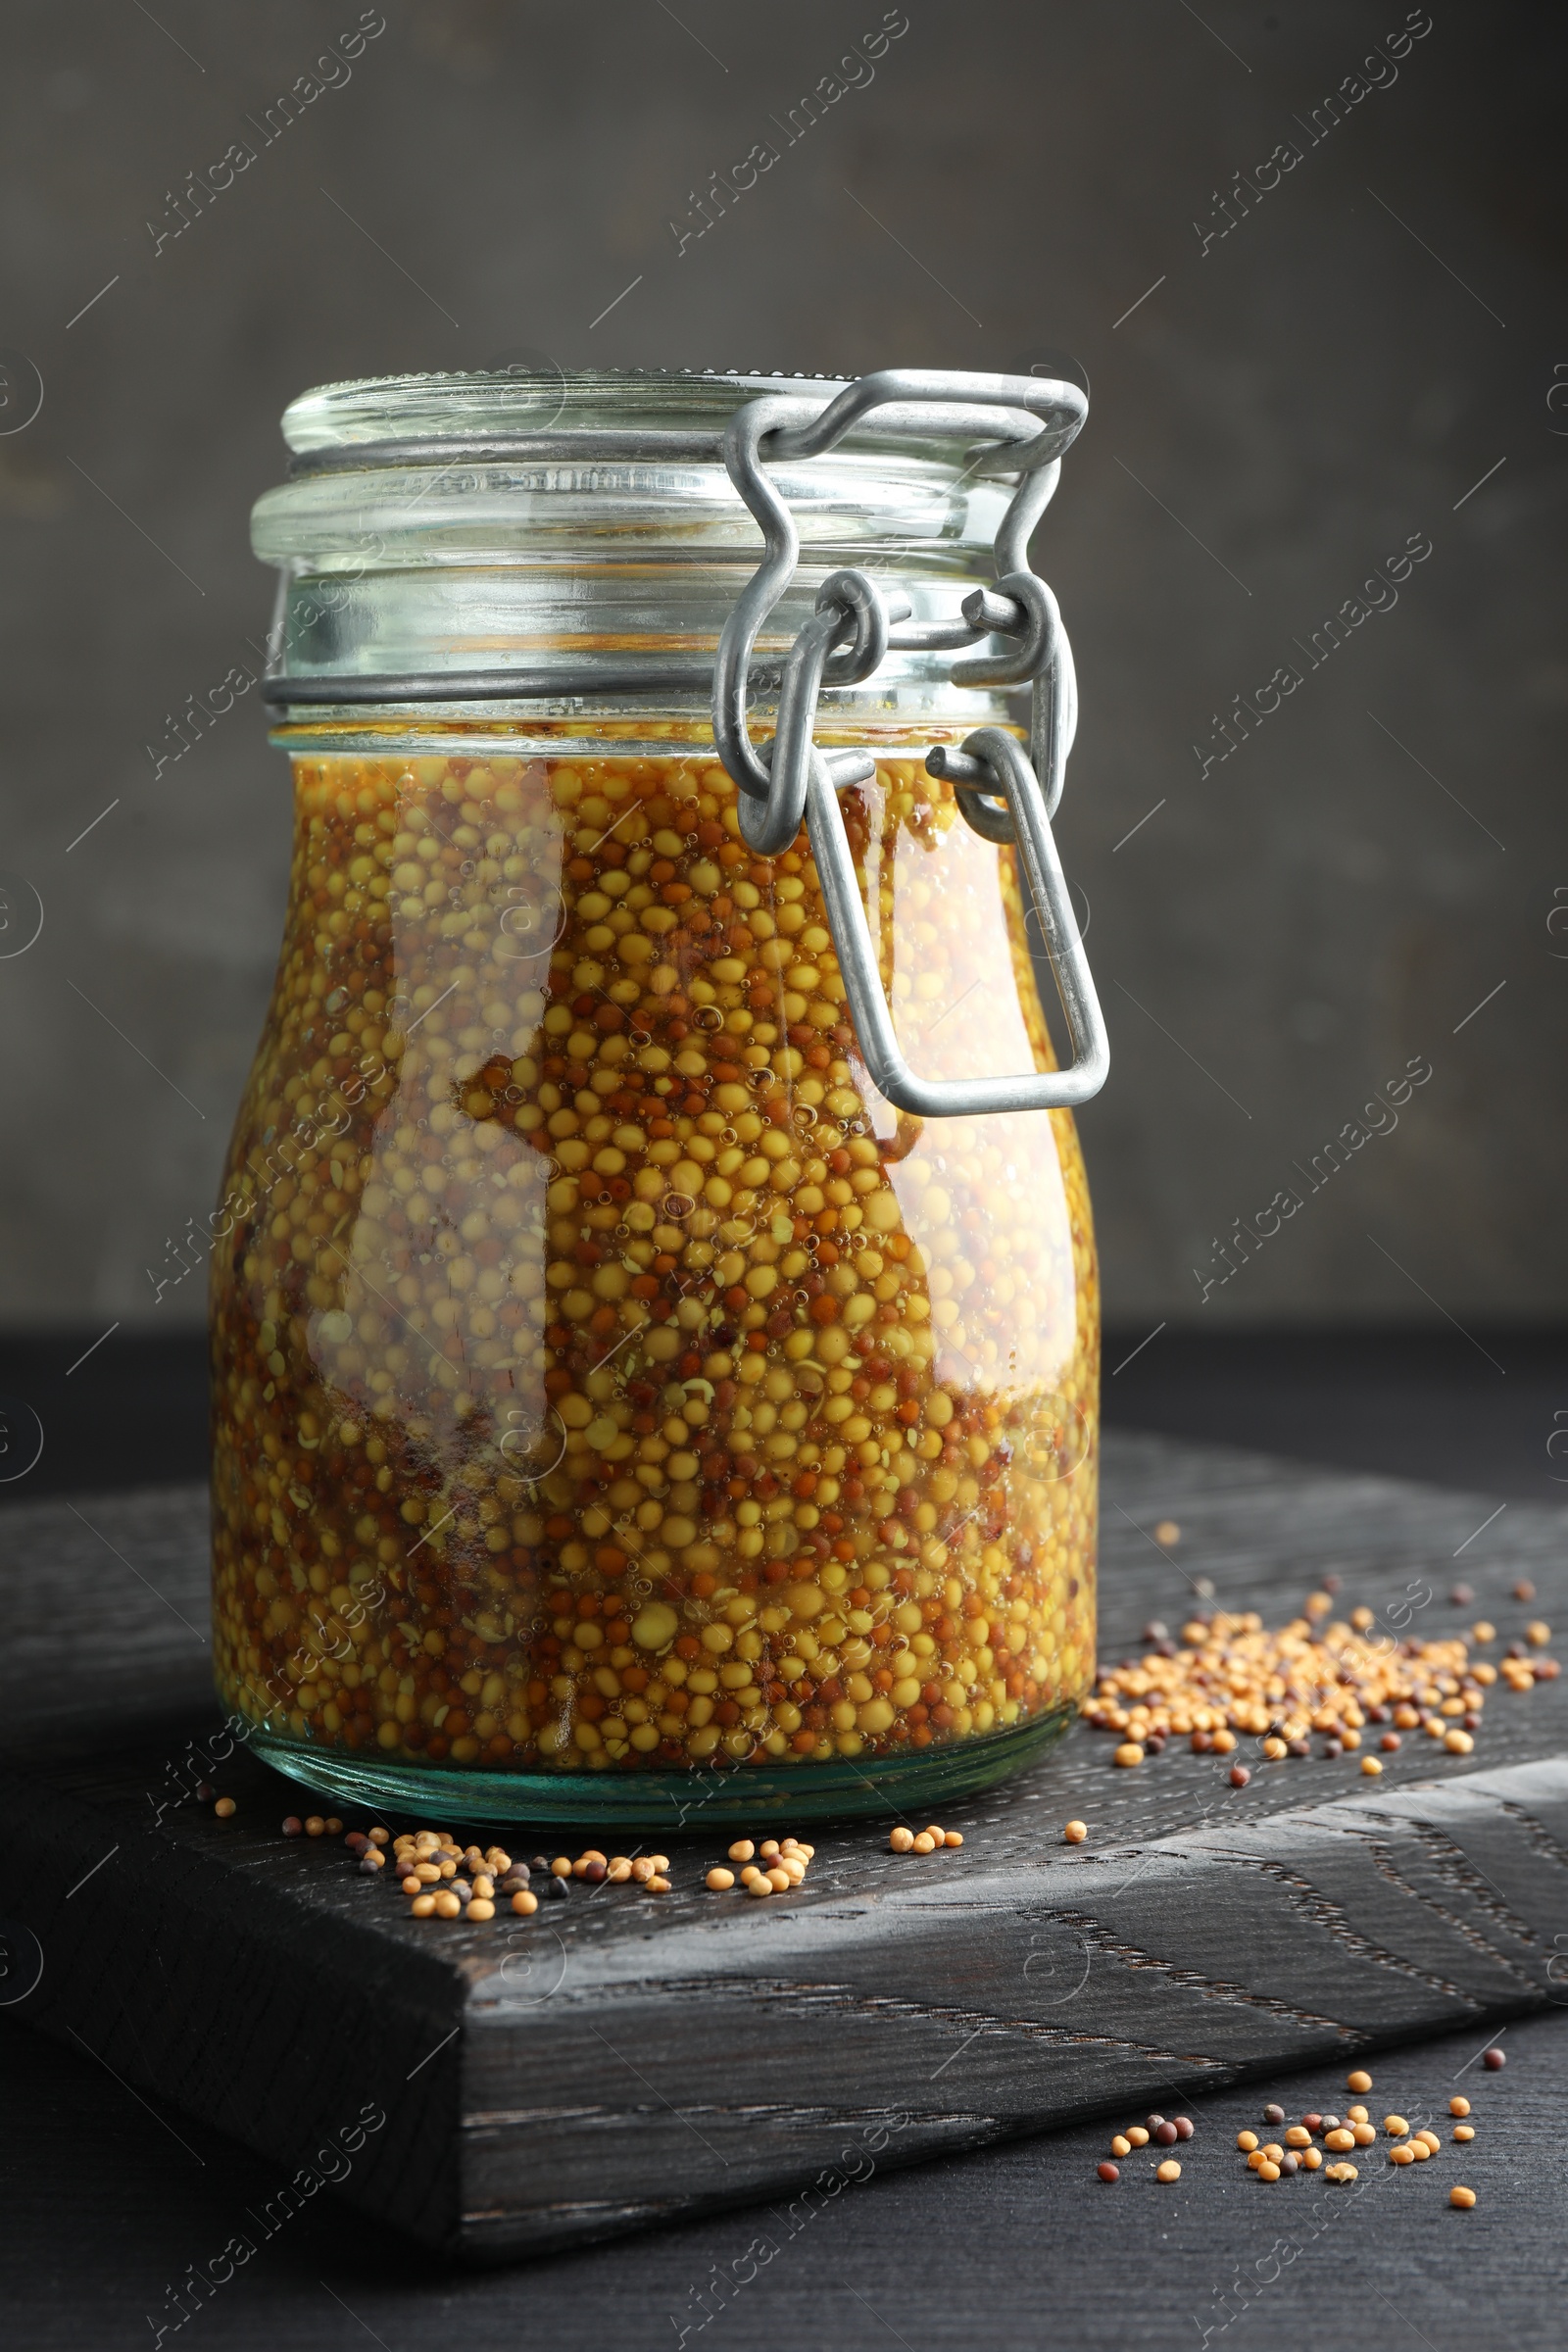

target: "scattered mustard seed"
[1450,2185,1477,2208]
[1063,1820,1088,1844]
[214,1797,236,1819]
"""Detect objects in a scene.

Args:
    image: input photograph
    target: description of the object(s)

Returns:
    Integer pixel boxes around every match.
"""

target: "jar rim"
[279,368,1042,474]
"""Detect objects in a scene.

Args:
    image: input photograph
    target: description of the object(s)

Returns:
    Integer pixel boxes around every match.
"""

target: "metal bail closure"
[710,368,1107,1118]
[811,727,1108,1119]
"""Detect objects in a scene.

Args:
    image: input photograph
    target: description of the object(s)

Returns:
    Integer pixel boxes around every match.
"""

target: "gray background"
[1,0,1562,1331]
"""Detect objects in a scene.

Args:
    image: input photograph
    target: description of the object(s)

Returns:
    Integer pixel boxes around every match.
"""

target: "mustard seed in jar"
[211,740,1098,1819]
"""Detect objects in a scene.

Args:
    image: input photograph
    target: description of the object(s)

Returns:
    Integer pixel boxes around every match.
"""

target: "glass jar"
[213,369,1104,1826]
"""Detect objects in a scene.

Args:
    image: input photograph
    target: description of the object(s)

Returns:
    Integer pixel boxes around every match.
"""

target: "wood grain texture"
[2,1432,1564,2257]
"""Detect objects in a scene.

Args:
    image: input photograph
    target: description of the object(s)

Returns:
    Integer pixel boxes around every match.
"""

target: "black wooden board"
[3,1431,1566,2259]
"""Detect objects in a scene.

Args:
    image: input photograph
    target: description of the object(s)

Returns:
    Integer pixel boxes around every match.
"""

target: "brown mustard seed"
[1063,1820,1088,1843]
[1098,2161,1120,2182]
[324,1817,343,1836]
[1086,1598,1544,1768]
[1483,2046,1506,2070]
[1450,2185,1477,2208]
[214,1797,236,1819]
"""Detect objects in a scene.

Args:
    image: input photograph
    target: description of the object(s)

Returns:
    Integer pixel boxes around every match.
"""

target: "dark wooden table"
[3,1422,1566,2342]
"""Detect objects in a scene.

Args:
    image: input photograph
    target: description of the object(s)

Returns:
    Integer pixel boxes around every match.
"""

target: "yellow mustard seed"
[1453,2125,1475,2141]
[707,1867,736,1891]
[1450,2185,1477,2208]
[1156,2160,1181,2182]
[1063,1820,1088,1844]
[1450,2096,1471,2117]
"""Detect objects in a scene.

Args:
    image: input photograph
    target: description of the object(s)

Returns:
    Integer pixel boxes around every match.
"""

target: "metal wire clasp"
[710,368,1106,1118]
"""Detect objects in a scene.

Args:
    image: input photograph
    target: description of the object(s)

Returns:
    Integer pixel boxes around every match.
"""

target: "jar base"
[247,1705,1077,1831]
